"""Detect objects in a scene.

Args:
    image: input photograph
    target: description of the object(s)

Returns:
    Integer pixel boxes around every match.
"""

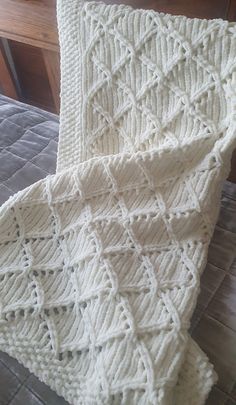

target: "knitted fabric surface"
[0,145,231,404]
[57,0,236,169]
[0,0,236,404]
[56,1,236,402]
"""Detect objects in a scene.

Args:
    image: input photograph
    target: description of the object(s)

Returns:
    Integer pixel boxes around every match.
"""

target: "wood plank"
[0,40,18,99]
[227,0,236,21]
[0,0,59,51]
[43,50,60,114]
[9,40,55,112]
[104,0,230,19]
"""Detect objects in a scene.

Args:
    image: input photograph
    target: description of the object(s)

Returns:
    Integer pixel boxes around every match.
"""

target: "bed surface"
[0,95,235,405]
[0,95,58,205]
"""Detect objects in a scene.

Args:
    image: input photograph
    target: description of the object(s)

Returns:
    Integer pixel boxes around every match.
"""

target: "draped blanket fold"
[0,0,236,403]
[0,142,232,404]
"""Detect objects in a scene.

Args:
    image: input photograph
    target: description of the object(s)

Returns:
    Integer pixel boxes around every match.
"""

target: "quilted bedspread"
[0,95,58,205]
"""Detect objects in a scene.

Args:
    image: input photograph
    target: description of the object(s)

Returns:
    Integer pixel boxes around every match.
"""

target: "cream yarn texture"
[57,0,236,169]
[0,147,226,404]
[0,0,236,404]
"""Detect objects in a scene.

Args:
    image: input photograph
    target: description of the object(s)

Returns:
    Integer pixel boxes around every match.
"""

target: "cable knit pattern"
[57,0,236,169]
[0,141,233,404]
[0,0,236,404]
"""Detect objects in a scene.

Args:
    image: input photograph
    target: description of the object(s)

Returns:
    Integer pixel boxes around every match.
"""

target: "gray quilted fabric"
[0,95,58,205]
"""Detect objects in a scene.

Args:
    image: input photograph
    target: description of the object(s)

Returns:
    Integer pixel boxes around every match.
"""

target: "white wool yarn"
[0,145,227,403]
[0,0,235,404]
[56,0,236,402]
[57,0,236,170]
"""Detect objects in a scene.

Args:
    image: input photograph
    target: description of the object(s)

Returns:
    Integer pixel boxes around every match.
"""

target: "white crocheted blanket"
[0,1,236,404]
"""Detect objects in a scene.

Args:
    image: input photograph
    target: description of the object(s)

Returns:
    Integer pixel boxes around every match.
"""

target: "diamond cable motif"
[84,6,231,152]
[1,0,236,403]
